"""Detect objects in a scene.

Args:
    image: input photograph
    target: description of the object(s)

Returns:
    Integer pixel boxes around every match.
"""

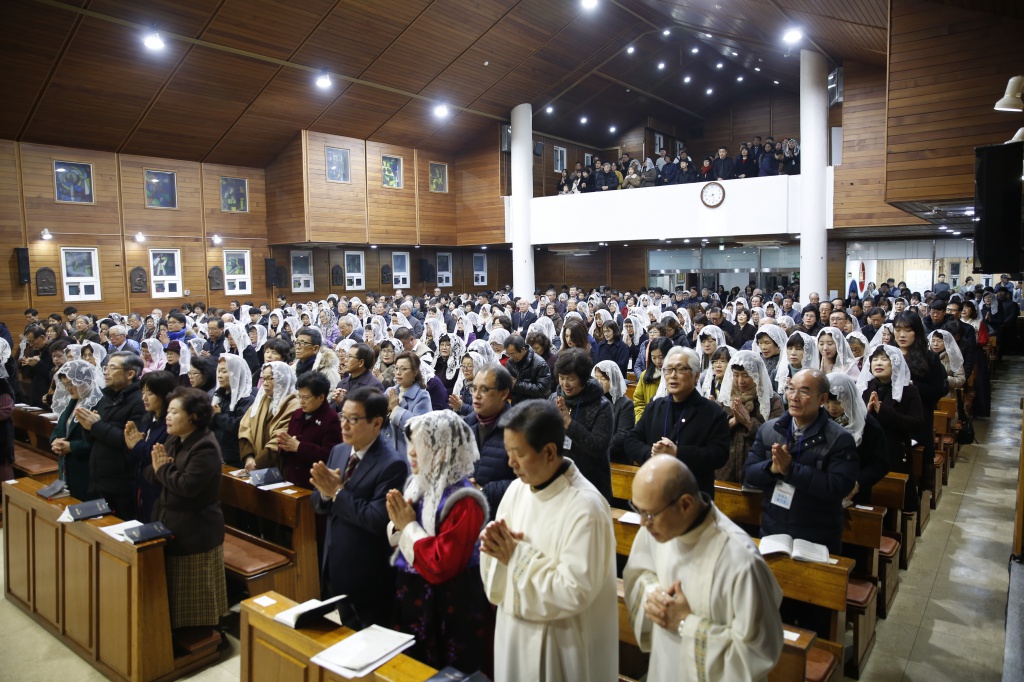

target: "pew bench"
[870,473,908,615]
[219,466,320,603]
[12,406,57,450]
[13,442,59,483]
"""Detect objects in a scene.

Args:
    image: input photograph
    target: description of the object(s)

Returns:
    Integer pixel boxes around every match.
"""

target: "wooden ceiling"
[0,0,996,168]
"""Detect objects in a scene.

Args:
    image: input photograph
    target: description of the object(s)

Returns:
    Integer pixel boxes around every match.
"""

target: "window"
[344,251,365,290]
[554,146,566,173]
[291,250,313,292]
[436,252,452,286]
[392,252,410,287]
[223,250,251,295]
[584,153,593,168]
[473,252,487,286]
[61,247,101,301]
[150,249,182,298]
[654,133,664,155]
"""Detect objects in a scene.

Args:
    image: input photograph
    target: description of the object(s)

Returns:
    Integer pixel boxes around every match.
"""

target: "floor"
[0,361,1020,682]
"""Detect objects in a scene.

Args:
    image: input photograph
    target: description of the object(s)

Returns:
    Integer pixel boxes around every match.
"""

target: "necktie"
[342,453,360,485]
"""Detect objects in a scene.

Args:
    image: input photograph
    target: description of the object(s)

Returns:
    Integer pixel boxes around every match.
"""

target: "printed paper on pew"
[259,481,294,491]
[57,507,74,523]
[99,520,143,542]
[618,511,642,525]
[311,625,415,678]
[783,630,800,642]
[253,595,277,607]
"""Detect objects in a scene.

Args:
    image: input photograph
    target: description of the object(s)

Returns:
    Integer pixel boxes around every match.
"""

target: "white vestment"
[481,461,618,682]
[623,502,784,682]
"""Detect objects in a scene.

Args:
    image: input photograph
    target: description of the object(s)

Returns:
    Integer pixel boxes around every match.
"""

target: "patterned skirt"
[394,568,492,674]
[166,545,229,629]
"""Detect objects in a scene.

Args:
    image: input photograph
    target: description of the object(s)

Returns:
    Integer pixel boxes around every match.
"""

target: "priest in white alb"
[624,455,784,682]
[480,399,618,682]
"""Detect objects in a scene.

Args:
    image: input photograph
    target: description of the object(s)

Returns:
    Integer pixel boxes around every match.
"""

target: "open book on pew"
[759,534,830,564]
[36,479,70,500]
[272,594,346,629]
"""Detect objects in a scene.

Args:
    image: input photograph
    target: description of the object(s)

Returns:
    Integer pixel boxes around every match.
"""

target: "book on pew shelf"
[425,667,492,681]
[249,467,283,487]
[272,594,346,629]
[57,498,111,522]
[758,534,830,564]
[36,478,70,500]
[17,404,42,412]
[123,521,174,544]
[310,624,415,678]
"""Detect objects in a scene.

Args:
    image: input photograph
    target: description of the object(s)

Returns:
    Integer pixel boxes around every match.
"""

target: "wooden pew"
[12,406,57,450]
[871,473,908,615]
[3,478,221,682]
[13,442,58,483]
[219,465,320,603]
[240,591,437,682]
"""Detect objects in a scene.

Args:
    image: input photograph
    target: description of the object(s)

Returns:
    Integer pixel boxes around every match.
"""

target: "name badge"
[563,435,573,451]
[771,481,795,509]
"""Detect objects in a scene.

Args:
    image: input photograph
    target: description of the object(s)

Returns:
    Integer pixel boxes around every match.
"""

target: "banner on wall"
[845,259,877,298]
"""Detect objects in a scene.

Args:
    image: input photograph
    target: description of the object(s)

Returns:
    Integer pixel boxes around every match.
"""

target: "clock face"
[701,182,725,208]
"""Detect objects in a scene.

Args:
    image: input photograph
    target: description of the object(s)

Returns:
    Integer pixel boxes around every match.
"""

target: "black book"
[123,521,174,544]
[66,498,111,521]
[36,479,70,500]
[249,467,284,487]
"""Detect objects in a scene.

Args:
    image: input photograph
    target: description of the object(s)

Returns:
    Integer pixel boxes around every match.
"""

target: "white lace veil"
[224,323,251,353]
[754,325,788,361]
[53,360,104,418]
[928,329,964,374]
[248,361,297,417]
[468,339,496,364]
[251,324,268,351]
[857,344,911,403]
[696,325,728,366]
[868,323,894,350]
[0,338,9,379]
[778,332,819,394]
[593,360,628,404]
[216,353,254,412]
[718,350,774,420]
[825,372,867,445]
[817,327,858,374]
[141,338,166,370]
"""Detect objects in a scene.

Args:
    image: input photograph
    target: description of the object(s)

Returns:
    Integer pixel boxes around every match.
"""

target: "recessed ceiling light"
[684,76,691,83]
[316,71,331,89]
[691,47,699,53]
[952,231,962,235]
[783,28,803,44]
[627,46,634,54]
[737,76,744,81]
[581,0,597,9]
[705,33,713,38]
[433,103,448,117]
[716,62,723,68]
[609,126,616,133]
[143,31,164,51]
[755,67,761,71]
[481,246,488,250]
[370,245,378,249]
[658,62,665,69]
[663,29,671,36]
[580,116,587,123]
[546,106,553,113]
[684,238,690,243]
[773,80,779,84]
[483,61,489,66]
[211,234,222,245]
[135,232,145,242]
[731,51,738,56]
[706,88,713,95]
[939,225,948,230]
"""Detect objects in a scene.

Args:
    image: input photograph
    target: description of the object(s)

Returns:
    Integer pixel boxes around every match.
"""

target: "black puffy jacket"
[549,379,613,500]
[507,348,552,403]
[88,382,147,496]
[466,403,515,517]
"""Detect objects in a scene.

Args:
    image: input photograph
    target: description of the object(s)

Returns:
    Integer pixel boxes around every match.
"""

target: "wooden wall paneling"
[265,135,309,246]
[534,249,565,291]
[366,141,417,245]
[827,240,847,296]
[885,0,1024,203]
[20,143,127,315]
[490,248,512,292]
[0,140,29,319]
[770,92,801,140]
[416,151,457,245]
[204,243,274,312]
[564,250,608,291]
[304,132,369,244]
[875,258,933,287]
[731,96,774,154]
[610,245,648,292]
[455,133,505,245]
[616,125,646,161]
[833,63,927,228]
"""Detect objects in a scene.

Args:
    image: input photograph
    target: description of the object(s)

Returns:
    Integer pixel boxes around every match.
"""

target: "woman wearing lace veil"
[49,360,104,499]
[238,361,299,471]
[714,351,783,483]
[825,372,888,505]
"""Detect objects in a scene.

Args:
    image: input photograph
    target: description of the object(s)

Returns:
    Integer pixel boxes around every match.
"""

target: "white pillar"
[510,103,535,299]
[799,49,829,302]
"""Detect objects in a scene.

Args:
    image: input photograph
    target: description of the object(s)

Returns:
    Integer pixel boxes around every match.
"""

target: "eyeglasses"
[628,494,683,524]
[340,415,370,425]
[294,340,315,347]
[297,393,317,402]
[662,366,692,377]
[468,384,499,396]
[784,386,816,399]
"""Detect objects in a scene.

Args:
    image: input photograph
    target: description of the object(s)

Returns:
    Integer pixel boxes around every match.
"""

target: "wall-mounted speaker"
[265,258,279,287]
[973,141,1023,274]
[533,141,544,157]
[15,247,29,285]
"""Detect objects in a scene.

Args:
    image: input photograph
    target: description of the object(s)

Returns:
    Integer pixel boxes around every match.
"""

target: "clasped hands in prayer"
[480,519,524,565]
[769,442,792,476]
[150,443,172,472]
[645,580,693,632]
[73,407,100,431]
[385,490,416,530]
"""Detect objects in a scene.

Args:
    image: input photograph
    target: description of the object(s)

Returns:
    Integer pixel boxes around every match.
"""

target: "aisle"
[858,357,1022,682]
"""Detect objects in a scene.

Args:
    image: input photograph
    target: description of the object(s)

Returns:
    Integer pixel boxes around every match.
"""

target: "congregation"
[0,271,1018,681]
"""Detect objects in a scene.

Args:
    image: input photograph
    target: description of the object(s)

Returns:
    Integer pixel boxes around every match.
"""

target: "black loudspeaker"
[417,258,435,282]
[973,141,1023,274]
[15,247,29,285]
[533,141,544,156]
[265,258,279,287]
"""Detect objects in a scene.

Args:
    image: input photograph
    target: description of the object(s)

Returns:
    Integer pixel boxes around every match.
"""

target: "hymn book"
[36,479,70,500]
[272,594,346,629]
[759,534,830,564]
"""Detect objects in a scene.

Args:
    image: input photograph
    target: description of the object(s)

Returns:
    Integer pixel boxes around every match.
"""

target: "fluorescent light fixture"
[433,103,448,117]
[995,76,1023,112]
[545,106,553,113]
[627,46,634,54]
[41,229,52,240]
[316,71,331,89]
[783,28,803,44]
[135,232,145,242]
[580,116,587,123]
[684,76,691,83]
[581,0,597,8]
[658,62,665,69]
[143,31,164,50]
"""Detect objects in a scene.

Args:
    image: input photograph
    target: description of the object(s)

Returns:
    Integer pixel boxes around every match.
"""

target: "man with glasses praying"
[311,387,408,629]
[623,455,783,681]
[463,363,516,515]
[623,347,730,498]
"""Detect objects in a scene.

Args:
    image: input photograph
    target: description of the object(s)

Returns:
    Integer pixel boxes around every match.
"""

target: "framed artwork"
[144,169,178,209]
[554,146,566,173]
[224,249,251,294]
[392,252,410,287]
[220,176,248,212]
[436,252,452,286]
[326,146,350,183]
[54,161,95,204]
[381,155,403,189]
[150,249,182,298]
[291,250,313,292]
[429,162,448,193]
[345,251,365,290]
[60,247,101,301]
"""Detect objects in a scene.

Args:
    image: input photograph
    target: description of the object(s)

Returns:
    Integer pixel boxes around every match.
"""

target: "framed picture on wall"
[381,155,403,189]
[429,162,448,193]
[61,247,101,301]
[219,176,248,212]
[144,169,178,209]
[224,250,251,294]
[150,249,182,298]
[326,146,350,183]
[53,161,95,204]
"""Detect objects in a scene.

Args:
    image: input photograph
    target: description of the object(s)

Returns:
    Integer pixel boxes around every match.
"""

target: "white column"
[799,48,829,302]
[510,103,535,298]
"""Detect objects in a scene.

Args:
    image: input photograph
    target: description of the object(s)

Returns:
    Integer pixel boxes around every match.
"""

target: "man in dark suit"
[310,387,408,629]
[19,325,53,408]
[510,298,538,336]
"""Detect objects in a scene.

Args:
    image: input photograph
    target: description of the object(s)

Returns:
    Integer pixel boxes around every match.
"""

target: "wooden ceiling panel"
[200,0,337,60]
[121,48,280,160]
[0,0,85,139]
[368,98,459,149]
[419,111,497,152]
[778,0,888,28]
[310,84,413,143]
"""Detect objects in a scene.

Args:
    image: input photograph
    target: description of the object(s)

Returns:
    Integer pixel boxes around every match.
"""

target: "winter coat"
[861,378,924,511]
[281,400,343,489]
[712,156,735,180]
[88,382,147,496]
[852,413,890,506]
[716,394,784,484]
[595,339,631,378]
[734,156,759,178]
[759,154,779,177]
[549,378,613,500]
[677,166,697,184]
[466,404,515,516]
[659,161,679,185]
[506,348,552,403]
[211,387,255,467]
